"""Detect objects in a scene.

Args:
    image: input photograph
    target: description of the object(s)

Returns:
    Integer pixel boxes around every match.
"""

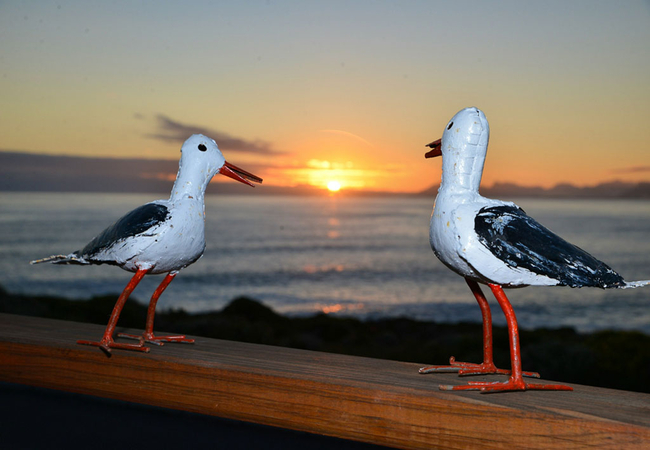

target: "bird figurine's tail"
[30,254,87,265]
[620,280,650,289]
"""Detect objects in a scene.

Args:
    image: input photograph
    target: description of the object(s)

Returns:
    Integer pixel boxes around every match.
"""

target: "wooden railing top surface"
[1,312,648,449]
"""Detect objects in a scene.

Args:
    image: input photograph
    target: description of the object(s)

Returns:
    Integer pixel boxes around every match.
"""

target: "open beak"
[219,161,263,187]
[424,138,442,158]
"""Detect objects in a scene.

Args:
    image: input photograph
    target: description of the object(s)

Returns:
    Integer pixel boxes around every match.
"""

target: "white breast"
[119,197,207,274]
[430,191,558,287]
[430,190,483,279]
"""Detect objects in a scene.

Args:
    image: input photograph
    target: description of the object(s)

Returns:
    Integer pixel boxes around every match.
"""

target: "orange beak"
[219,161,263,187]
[424,138,442,159]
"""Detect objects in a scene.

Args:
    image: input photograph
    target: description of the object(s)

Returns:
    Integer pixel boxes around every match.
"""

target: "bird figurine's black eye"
[447,122,454,130]
[198,144,207,152]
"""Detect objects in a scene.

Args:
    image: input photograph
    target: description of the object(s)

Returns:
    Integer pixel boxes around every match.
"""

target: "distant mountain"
[1,151,649,198]
[498,180,650,199]
[417,181,650,199]
[0,151,322,196]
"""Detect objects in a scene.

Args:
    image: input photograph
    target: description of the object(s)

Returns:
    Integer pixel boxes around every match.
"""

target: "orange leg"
[119,272,194,345]
[77,269,151,355]
[420,279,539,378]
[440,284,572,393]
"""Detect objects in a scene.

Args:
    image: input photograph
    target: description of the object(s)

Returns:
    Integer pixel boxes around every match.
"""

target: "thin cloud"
[146,114,286,155]
[319,129,374,147]
[612,166,650,174]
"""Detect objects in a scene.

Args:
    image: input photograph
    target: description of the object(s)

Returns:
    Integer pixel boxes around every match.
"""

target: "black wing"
[76,203,170,258]
[474,205,624,288]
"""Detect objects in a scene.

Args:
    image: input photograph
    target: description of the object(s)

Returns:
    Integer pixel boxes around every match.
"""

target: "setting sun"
[327,180,341,192]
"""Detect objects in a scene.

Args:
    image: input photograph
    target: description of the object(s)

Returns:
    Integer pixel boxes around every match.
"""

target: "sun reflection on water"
[319,303,366,314]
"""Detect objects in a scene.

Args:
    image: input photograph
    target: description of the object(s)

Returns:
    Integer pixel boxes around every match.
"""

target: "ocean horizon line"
[2,181,649,200]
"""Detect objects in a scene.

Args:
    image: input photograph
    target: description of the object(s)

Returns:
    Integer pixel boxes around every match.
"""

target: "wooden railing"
[1,313,648,449]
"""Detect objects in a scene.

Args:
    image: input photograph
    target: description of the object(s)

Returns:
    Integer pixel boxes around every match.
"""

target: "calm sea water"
[1,192,649,333]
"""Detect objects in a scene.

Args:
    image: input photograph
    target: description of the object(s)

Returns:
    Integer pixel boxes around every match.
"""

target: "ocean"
[1,192,649,333]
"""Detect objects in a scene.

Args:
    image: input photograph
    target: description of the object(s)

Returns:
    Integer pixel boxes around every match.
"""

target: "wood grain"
[1,313,648,449]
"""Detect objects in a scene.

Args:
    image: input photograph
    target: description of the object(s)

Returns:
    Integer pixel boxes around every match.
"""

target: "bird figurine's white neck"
[438,107,490,195]
[170,134,226,202]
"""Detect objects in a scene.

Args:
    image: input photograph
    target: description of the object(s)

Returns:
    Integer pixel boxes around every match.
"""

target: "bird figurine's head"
[174,134,262,198]
[425,107,489,193]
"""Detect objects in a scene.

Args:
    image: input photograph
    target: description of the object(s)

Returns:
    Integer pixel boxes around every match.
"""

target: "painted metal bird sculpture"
[31,134,262,355]
[421,107,649,392]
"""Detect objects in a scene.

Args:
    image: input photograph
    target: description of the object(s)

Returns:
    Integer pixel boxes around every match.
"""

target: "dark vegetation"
[1,284,649,393]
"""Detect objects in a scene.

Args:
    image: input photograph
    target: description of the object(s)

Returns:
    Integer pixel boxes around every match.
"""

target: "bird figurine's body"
[31,134,262,355]
[421,107,649,392]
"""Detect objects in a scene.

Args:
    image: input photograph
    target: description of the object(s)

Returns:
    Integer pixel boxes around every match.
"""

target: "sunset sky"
[1,1,649,193]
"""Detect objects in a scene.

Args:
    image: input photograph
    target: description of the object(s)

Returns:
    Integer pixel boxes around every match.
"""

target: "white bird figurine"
[421,107,649,392]
[31,134,262,355]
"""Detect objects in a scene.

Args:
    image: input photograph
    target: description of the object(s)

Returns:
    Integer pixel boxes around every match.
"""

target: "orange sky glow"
[1,2,648,194]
